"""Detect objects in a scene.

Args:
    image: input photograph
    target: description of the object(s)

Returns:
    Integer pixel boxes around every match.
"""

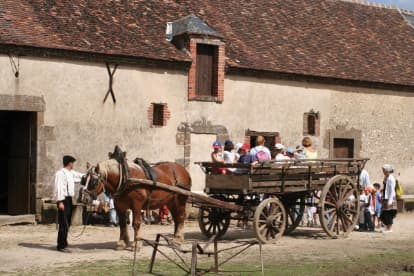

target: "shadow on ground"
[18,241,117,251]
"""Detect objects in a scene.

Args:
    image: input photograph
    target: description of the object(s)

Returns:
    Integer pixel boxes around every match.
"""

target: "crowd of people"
[210,136,401,233]
[358,164,402,233]
[211,135,319,172]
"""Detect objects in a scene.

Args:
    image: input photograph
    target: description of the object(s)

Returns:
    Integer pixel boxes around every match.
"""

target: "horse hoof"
[169,238,183,249]
[116,241,126,250]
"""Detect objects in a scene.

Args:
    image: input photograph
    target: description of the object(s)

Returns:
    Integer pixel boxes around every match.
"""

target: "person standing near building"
[380,164,397,233]
[54,155,84,252]
[359,163,371,189]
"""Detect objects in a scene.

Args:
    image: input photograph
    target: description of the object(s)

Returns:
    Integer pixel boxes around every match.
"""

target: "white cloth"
[275,153,289,161]
[54,168,83,201]
[359,169,371,189]
[384,174,396,206]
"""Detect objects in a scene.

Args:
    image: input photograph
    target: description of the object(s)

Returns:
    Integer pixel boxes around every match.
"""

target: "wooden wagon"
[193,159,368,244]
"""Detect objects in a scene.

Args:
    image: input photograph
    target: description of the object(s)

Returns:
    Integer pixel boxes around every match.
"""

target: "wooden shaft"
[127,178,243,212]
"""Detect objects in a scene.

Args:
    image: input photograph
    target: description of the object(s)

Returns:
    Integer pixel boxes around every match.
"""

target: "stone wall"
[1,55,413,218]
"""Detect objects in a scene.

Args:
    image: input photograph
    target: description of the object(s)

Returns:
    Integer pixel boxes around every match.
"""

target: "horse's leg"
[116,210,131,250]
[131,202,144,251]
[169,195,187,245]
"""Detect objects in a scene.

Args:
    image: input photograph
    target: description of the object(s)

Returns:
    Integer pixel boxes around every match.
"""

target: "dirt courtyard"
[0,213,413,275]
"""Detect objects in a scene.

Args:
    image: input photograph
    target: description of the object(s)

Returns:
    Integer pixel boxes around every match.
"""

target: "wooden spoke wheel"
[284,197,305,235]
[319,175,360,238]
[198,206,231,239]
[254,198,286,244]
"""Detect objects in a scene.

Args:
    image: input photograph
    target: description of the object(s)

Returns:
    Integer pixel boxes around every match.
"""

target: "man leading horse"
[53,155,84,252]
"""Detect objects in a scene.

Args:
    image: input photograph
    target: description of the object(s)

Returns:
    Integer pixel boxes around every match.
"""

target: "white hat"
[275,143,285,150]
[235,143,243,152]
[382,164,394,173]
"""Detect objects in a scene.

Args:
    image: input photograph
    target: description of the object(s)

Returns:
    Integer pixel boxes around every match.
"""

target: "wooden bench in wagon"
[195,158,369,244]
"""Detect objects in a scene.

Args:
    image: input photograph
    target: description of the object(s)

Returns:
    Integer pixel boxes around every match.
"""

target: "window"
[148,103,170,127]
[246,130,280,156]
[333,138,354,158]
[152,104,164,126]
[303,111,320,136]
[196,44,217,96]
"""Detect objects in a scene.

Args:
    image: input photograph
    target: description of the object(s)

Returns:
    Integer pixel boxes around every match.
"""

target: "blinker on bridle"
[85,166,106,196]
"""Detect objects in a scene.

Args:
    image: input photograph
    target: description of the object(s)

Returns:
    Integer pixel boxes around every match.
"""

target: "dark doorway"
[333,138,354,158]
[0,111,36,215]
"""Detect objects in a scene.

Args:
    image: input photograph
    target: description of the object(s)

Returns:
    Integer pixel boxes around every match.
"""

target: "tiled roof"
[1,0,414,87]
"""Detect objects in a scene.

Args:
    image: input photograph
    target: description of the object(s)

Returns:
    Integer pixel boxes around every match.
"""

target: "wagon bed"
[193,158,368,243]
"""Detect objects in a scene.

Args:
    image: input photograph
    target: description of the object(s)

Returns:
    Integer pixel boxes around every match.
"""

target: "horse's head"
[82,164,106,199]
[82,146,128,199]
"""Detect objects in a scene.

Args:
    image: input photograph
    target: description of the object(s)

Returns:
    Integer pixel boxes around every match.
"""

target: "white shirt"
[275,153,289,161]
[54,168,83,201]
[384,174,396,206]
[223,151,236,163]
[359,169,371,188]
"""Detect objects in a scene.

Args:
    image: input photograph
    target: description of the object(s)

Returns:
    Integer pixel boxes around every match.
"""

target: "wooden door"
[8,112,31,214]
[196,44,215,96]
[333,138,354,158]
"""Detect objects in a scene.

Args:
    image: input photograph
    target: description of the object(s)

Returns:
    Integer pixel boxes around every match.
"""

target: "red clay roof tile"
[1,0,413,86]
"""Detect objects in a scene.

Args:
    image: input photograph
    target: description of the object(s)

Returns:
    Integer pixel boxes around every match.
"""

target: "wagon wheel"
[254,198,286,244]
[198,206,231,239]
[284,197,305,235]
[319,175,360,238]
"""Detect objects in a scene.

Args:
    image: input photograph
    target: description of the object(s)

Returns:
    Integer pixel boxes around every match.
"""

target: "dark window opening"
[307,115,316,135]
[152,104,164,126]
[196,44,217,96]
[333,138,354,158]
[246,130,280,157]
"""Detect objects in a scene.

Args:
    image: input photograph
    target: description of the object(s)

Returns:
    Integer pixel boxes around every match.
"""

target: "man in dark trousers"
[54,155,84,252]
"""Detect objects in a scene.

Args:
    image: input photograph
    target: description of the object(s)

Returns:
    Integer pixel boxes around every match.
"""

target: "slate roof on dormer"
[171,14,223,38]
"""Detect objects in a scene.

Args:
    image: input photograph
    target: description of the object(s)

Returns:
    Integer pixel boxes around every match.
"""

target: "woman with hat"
[380,164,397,233]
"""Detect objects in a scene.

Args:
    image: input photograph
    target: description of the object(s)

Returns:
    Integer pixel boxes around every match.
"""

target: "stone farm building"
[0,0,414,219]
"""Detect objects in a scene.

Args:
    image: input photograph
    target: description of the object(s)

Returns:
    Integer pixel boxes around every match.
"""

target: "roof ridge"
[338,0,414,15]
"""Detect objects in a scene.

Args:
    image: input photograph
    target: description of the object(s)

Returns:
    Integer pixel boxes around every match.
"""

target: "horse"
[83,146,191,250]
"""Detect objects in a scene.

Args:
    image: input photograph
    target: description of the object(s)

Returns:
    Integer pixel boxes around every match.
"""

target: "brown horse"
[84,147,191,250]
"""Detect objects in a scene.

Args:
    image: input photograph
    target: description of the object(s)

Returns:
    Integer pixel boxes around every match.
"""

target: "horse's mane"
[98,159,140,178]
[98,159,120,178]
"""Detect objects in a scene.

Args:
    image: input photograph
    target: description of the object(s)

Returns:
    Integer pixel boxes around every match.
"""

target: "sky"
[371,0,414,10]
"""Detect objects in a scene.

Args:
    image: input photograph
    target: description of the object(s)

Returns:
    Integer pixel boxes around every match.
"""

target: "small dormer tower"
[168,14,225,103]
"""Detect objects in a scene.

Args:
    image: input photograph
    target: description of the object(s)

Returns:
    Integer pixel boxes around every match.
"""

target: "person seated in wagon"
[211,140,227,174]
[302,136,318,159]
[250,136,271,161]
[274,143,290,161]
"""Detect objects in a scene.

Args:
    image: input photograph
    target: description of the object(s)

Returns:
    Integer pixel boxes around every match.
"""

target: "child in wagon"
[211,140,226,174]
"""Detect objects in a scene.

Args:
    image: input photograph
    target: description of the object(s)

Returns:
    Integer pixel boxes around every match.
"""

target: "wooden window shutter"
[196,44,215,96]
